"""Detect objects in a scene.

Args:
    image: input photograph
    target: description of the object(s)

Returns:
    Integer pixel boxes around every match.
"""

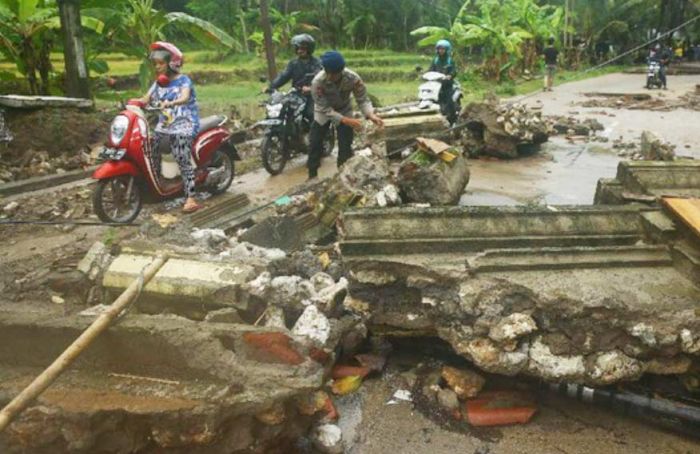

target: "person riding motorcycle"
[266,34,321,125]
[138,41,201,213]
[649,43,671,89]
[429,39,458,124]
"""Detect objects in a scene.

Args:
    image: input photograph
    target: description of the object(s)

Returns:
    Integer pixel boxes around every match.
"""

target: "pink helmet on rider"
[149,41,183,73]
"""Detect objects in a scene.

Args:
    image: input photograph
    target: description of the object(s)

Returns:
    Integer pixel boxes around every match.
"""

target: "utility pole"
[260,0,277,80]
[57,0,90,99]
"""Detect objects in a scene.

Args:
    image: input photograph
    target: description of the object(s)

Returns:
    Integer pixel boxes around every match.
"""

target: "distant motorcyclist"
[266,34,321,124]
[650,43,671,89]
[429,39,458,123]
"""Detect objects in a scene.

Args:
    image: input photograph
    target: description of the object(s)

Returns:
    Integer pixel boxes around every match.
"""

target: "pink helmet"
[149,41,183,73]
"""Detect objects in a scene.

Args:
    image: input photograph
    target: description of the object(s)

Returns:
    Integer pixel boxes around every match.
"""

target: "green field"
[1,50,624,120]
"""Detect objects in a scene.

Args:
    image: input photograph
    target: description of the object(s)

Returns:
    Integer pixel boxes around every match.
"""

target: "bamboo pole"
[0,254,168,432]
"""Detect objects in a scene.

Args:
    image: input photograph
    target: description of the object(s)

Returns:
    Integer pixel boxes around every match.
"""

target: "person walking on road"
[307,50,384,179]
[542,37,559,92]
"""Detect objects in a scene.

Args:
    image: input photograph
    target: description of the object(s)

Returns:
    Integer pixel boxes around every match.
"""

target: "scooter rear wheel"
[93,175,142,223]
[262,133,288,175]
[207,150,235,195]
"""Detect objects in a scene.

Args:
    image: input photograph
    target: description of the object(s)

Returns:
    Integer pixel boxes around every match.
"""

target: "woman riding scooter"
[138,41,202,213]
[429,39,458,124]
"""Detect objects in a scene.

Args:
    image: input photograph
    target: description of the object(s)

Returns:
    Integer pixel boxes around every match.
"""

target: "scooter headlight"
[109,115,129,146]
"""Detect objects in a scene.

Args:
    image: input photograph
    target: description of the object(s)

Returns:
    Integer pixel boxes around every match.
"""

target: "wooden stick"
[0,254,168,432]
[108,372,180,385]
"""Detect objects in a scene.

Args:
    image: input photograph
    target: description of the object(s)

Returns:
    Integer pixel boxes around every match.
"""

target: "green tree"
[91,0,237,90]
[0,0,103,94]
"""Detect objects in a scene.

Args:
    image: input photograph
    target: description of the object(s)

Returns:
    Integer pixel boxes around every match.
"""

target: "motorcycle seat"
[199,115,227,132]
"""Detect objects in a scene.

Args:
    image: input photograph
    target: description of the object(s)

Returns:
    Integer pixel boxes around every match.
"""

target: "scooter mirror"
[415,66,423,73]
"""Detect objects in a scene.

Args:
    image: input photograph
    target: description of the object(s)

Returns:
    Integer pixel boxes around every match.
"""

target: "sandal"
[182,200,202,213]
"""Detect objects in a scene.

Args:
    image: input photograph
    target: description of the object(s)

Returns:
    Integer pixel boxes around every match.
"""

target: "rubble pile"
[578,91,700,112]
[1,185,94,222]
[346,260,700,387]
[547,115,605,138]
[611,131,676,161]
[459,100,549,159]
[317,151,401,228]
[0,148,93,184]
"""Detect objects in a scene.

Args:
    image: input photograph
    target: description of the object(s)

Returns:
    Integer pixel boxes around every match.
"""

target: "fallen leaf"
[331,375,362,395]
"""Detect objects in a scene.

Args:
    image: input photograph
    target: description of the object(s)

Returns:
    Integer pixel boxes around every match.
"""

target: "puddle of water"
[462,138,620,206]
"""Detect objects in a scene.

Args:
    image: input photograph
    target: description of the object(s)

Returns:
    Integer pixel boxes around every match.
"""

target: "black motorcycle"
[255,88,334,175]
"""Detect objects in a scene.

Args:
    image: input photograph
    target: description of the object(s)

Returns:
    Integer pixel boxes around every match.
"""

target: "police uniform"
[308,69,374,175]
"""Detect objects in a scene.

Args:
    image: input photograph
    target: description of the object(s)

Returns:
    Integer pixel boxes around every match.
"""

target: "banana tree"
[0,0,104,94]
[90,0,238,91]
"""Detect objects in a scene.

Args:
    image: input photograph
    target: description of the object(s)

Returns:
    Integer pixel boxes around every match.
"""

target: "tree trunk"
[37,34,53,95]
[239,13,250,54]
[21,39,39,95]
[259,0,277,80]
[57,0,91,99]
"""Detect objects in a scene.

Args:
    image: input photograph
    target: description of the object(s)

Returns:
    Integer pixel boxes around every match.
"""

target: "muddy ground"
[1,70,700,452]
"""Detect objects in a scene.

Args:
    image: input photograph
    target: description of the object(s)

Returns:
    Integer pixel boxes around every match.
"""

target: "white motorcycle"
[418,71,462,124]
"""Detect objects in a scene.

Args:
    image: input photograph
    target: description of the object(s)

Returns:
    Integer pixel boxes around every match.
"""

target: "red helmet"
[149,41,183,73]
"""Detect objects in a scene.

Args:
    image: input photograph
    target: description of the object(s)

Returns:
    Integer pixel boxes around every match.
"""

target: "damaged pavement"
[2,77,700,453]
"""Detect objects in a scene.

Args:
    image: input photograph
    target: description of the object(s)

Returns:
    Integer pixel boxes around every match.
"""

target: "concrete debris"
[398,142,470,205]
[441,366,485,399]
[460,100,549,159]
[578,90,700,111]
[190,228,229,248]
[489,313,538,344]
[204,307,244,324]
[292,305,332,345]
[437,387,460,411]
[640,130,676,161]
[3,201,19,215]
[547,115,604,137]
[238,215,304,252]
[76,241,112,281]
[312,423,343,454]
[317,153,398,228]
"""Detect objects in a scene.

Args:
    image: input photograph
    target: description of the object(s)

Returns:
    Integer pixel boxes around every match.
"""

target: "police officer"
[266,34,321,123]
[308,51,384,179]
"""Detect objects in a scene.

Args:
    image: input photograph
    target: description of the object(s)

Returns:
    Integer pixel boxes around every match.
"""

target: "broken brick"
[242,332,304,365]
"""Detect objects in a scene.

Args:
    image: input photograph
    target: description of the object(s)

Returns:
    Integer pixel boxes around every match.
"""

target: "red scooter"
[92,99,240,223]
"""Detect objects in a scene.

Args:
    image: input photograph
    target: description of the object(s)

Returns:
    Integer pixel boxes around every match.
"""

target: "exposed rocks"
[640,130,676,161]
[436,387,460,411]
[441,366,485,399]
[547,115,605,137]
[460,100,549,159]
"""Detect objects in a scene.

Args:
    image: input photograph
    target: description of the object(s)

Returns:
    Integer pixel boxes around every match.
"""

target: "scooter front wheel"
[261,133,288,176]
[92,175,142,223]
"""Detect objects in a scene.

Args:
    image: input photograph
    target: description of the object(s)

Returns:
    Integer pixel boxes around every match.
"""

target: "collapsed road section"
[340,204,700,385]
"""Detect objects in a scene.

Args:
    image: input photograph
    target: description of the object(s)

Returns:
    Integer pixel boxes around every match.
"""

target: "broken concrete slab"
[640,131,676,161]
[596,160,700,203]
[102,253,258,319]
[0,95,93,109]
[0,311,324,453]
[340,204,700,385]
[398,150,470,206]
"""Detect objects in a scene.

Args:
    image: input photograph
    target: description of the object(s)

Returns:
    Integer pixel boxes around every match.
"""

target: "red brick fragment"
[243,332,304,365]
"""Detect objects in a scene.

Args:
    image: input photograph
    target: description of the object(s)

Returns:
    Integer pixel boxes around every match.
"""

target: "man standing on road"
[307,50,384,179]
[542,37,559,92]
